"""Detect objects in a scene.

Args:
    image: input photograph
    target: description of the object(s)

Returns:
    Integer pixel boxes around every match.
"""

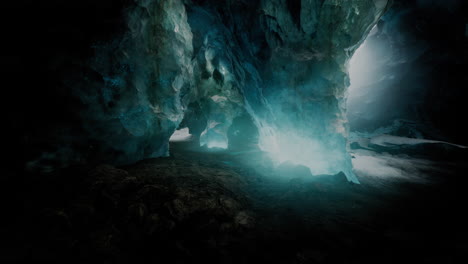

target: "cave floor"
[3,138,468,263]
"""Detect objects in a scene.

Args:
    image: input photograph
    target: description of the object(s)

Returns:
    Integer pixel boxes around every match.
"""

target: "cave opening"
[346,23,395,135]
[169,127,192,142]
[347,26,379,128]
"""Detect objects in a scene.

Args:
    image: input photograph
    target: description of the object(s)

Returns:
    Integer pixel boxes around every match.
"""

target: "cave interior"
[2,0,468,263]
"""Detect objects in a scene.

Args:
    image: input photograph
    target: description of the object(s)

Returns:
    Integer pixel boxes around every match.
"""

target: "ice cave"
[3,0,468,263]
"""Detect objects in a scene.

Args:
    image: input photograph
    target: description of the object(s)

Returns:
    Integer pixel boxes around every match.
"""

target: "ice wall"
[254,0,388,182]
[23,0,389,182]
[83,0,194,164]
[184,0,389,182]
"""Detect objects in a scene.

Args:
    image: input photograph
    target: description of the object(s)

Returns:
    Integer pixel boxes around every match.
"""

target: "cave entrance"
[169,127,192,142]
[346,24,391,132]
[347,26,377,126]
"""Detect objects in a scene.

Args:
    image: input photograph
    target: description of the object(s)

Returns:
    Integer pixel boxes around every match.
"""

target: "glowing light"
[257,125,358,183]
[346,24,391,122]
[260,133,330,172]
[203,140,228,149]
[348,36,374,93]
[169,127,192,142]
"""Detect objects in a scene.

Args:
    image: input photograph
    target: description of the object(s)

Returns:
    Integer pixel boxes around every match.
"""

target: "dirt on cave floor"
[2,138,468,263]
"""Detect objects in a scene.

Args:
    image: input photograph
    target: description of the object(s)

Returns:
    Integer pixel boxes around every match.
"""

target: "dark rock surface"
[3,160,255,263]
[3,140,468,263]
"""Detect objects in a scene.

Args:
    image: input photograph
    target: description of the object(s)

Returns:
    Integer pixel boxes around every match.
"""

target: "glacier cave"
[3,0,468,263]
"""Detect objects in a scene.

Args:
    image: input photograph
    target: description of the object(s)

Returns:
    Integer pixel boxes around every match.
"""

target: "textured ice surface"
[82,0,194,164]
[247,0,388,182]
[27,0,390,182]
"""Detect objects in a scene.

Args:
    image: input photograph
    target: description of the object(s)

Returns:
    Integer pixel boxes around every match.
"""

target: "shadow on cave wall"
[2,0,135,174]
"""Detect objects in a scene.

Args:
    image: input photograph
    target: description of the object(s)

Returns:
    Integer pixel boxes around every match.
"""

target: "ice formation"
[27,0,391,182]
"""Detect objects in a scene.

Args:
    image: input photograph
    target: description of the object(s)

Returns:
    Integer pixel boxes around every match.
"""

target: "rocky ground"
[2,138,468,263]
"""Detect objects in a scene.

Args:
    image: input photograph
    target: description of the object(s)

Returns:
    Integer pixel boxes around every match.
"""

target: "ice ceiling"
[28,0,391,182]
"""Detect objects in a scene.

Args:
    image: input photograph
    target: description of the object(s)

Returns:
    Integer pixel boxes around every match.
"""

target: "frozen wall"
[18,0,390,182]
[185,0,389,182]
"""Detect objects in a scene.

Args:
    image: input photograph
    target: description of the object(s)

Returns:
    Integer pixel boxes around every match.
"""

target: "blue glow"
[203,140,228,149]
[256,123,359,183]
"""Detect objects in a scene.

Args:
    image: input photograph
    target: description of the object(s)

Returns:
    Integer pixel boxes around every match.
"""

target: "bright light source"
[256,125,359,183]
[203,140,228,149]
[259,132,341,173]
[348,33,375,96]
[169,127,192,142]
[346,24,394,123]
